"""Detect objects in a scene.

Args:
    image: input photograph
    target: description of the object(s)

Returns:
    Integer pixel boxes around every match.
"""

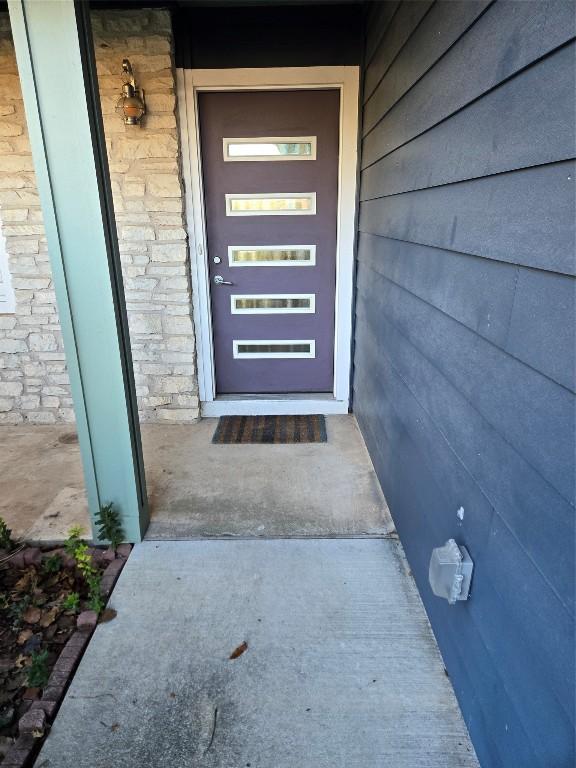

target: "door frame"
[176,66,360,416]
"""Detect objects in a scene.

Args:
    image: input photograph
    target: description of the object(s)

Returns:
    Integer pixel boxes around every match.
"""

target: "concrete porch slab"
[143,415,394,539]
[26,486,89,542]
[1,416,392,540]
[37,539,478,767]
[0,425,87,540]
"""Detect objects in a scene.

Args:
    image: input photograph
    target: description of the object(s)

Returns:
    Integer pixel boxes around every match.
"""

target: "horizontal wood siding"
[354,2,576,766]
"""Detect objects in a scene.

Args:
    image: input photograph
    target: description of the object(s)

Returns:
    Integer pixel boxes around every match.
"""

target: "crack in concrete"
[204,706,218,757]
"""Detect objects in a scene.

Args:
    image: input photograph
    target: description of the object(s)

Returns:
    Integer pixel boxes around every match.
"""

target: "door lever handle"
[214,275,234,286]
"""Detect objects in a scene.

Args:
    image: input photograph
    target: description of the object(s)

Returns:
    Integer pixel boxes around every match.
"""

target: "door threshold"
[202,395,349,417]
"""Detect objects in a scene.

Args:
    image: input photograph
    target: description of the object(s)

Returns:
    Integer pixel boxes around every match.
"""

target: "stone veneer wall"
[0,9,199,424]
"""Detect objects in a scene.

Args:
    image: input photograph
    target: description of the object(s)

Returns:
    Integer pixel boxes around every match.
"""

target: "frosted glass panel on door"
[231,294,315,314]
[233,340,316,359]
[223,136,316,161]
[225,193,316,216]
[228,246,316,267]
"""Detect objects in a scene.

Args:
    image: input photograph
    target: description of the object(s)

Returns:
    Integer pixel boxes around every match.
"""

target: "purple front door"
[198,89,340,394]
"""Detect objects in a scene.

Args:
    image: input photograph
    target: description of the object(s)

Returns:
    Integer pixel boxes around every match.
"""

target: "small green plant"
[64,525,84,557]
[0,517,14,550]
[65,527,103,614]
[94,503,124,550]
[42,553,62,574]
[75,545,104,613]
[62,592,80,613]
[27,649,50,688]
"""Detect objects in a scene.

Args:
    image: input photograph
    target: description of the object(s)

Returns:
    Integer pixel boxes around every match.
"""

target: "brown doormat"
[212,415,327,444]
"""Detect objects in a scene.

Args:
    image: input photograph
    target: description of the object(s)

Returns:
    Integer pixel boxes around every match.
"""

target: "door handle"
[214,275,234,286]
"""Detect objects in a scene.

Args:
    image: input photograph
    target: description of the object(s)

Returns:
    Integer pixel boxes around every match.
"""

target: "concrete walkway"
[37,539,478,768]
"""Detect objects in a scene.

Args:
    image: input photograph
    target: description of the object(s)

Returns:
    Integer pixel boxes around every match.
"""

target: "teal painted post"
[8,0,148,542]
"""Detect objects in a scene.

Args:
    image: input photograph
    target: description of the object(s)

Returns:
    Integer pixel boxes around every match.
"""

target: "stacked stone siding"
[0,9,199,424]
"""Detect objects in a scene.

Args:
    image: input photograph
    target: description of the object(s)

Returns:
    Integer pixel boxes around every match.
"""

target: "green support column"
[8,0,148,542]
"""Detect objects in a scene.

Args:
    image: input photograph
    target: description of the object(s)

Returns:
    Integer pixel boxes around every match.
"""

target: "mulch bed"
[0,543,131,767]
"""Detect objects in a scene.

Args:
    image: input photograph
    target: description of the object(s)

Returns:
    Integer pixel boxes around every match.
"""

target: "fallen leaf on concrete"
[98,608,117,624]
[229,641,248,660]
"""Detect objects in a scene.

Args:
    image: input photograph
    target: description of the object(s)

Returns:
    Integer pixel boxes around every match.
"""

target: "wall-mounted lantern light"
[116,59,145,126]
